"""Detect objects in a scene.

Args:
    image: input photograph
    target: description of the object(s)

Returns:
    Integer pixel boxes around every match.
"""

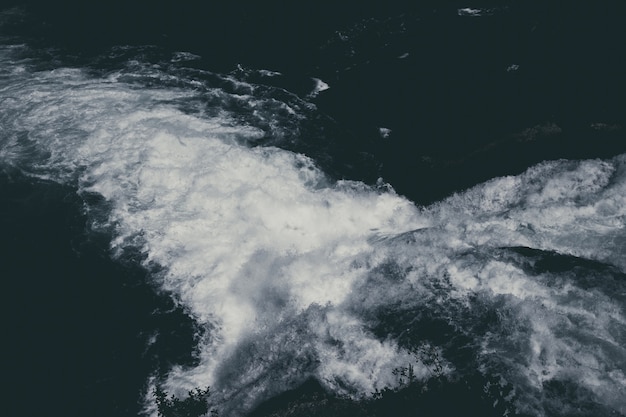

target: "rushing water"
[2,3,625,417]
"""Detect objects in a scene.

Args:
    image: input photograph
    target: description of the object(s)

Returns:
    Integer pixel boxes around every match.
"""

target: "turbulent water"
[2,3,626,417]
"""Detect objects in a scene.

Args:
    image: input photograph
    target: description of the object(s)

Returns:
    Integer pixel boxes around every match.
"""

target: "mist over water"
[2,4,626,417]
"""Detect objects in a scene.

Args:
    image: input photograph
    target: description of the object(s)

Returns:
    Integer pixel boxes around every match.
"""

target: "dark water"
[1,2,625,416]
[2,172,201,417]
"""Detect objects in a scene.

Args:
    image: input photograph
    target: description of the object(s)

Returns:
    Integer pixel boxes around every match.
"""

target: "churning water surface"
[1,8,625,417]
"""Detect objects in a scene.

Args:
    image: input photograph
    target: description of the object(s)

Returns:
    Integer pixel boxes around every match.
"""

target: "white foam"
[457,7,499,17]
[308,77,330,98]
[171,51,201,62]
[257,69,282,77]
[458,8,484,17]
[1,44,625,416]
[378,127,392,138]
